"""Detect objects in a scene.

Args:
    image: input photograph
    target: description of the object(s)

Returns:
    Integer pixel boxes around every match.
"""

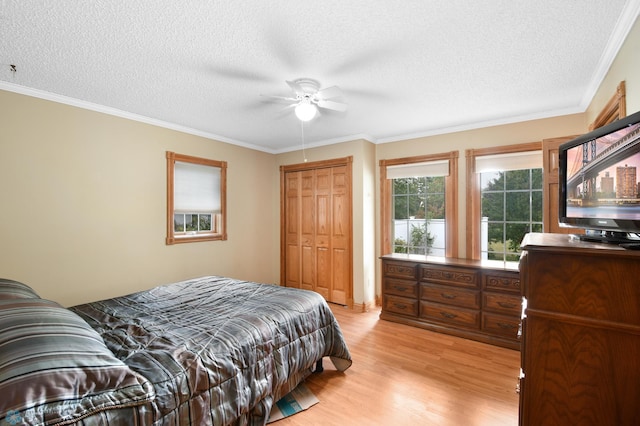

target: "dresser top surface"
[380,253,519,272]
[521,232,640,257]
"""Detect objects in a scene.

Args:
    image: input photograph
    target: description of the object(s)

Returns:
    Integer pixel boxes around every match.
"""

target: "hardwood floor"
[276,305,520,426]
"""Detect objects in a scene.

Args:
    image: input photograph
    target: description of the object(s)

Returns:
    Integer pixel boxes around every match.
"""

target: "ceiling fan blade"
[272,104,297,120]
[260,94,298,104]
[207,65,272,83]
[329,44,402,75]
[317,99,348,112]
[286,80,305,96]
[317,85,343,100]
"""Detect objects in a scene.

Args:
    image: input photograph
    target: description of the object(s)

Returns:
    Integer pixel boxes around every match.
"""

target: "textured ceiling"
[1,1,639,153]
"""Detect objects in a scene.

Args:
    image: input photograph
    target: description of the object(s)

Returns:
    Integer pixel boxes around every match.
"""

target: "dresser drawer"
[383,261,417,280]
[384,295,418,317]
[421,284,480,309]
[384,278,418,298]
[483,292,521,315]
[524,253,640,323]
[419,301,480,329]
[482,312,520,339]
[420,266,479,288]
[483,271,521,294]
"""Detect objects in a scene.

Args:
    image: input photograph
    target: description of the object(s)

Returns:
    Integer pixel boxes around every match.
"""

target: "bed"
[0,276,352,426]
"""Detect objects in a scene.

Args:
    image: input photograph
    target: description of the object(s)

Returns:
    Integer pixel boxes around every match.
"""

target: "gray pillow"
[0,278,40,299]
[0,298,155,425]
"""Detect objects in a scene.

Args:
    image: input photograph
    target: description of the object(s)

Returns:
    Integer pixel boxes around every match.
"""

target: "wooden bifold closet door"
[280,157,353,306]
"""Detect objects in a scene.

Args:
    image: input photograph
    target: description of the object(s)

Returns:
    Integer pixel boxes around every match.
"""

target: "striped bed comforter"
[0,276,351,426]
[68,276,352,425]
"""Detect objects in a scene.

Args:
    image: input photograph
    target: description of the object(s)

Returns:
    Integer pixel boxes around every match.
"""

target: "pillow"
[0,278,40,299]
[0,298,155,425]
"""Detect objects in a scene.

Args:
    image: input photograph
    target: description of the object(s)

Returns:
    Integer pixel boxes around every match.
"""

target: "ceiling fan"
[263,78,348,121]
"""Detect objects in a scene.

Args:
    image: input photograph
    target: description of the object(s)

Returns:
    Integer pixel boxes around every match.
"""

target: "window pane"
[426,193,445,219]
[505,252,521,262]
[482,192,504,221]
[393,240,406,252]
[185,214,198,231]
[396,222,408,242]
[394,178,409,194]
[174,214,185,232]
[531,168,543,189]
[408,222,434,255]
[505,192,530,221]
[481,172,503,190]
[532,191,543,222]
[394,195,408,219]
[487,222,504,247]
[199,214,212,231]
[505,222,529,252]
[505,169,530,190]
[426,176,445,193]
[408,194,424,218]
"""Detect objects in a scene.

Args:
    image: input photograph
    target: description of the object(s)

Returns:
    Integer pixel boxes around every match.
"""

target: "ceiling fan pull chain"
[300,120,308,163]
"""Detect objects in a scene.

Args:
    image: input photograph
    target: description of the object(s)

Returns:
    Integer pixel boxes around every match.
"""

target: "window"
[166,152,227,244]
[480,168,542,262]
[380,152,458,258]
[466,143,542,263]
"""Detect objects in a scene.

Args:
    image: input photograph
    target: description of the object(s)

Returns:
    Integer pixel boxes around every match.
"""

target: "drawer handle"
[441,293,457,299]
[497,301,517,309]
[393,286,407,292]
[394,303,407,310]
[497,322,517,330]
[440,311,457,319]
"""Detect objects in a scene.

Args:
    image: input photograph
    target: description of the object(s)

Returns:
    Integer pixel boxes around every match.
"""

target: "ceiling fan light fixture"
[294,100,317,122]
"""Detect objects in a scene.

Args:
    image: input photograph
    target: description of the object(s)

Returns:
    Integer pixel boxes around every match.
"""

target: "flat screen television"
[558,109,640,247]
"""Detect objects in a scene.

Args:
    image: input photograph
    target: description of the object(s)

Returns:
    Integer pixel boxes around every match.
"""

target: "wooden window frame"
[589,81,626,130]
[166,151,227,244]
[380,151,459,258]
[465,142,541,260]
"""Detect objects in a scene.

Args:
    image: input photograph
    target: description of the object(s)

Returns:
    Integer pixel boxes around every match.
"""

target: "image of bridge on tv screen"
[566,123,640,207]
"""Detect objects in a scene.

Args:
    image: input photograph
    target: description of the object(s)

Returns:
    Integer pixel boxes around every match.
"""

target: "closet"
[280,157,353,305]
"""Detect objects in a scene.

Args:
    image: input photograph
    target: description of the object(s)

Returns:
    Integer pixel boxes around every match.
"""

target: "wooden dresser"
[380,254,521,350]
[519,233,640,426]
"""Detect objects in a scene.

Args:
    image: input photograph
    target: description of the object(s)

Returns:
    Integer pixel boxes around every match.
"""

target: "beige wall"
[0,90,280,306]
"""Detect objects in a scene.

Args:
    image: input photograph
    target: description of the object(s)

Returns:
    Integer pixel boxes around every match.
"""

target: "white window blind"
[174,161,221,212]
[475,151,542,173]
[386,160,449,179]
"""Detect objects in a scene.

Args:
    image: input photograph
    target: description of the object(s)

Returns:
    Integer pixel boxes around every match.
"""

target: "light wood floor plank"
[277,305,520,425]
